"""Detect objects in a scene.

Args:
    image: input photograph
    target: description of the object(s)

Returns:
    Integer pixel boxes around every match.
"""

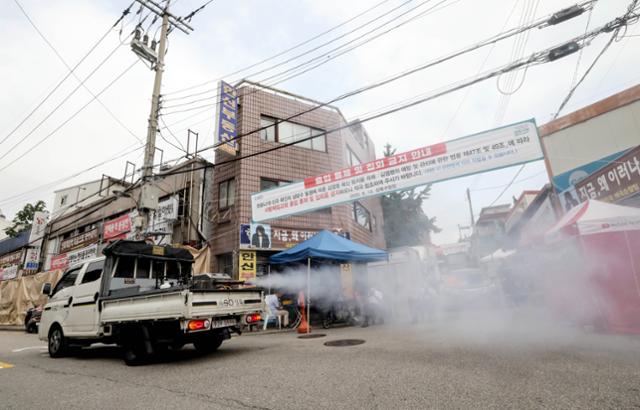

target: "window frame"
[260,177,290,191]
[218,178,236,210]
[353,201,372,232]
[259,115,326,153]
[52,267,81,296]
[80,260,104,284]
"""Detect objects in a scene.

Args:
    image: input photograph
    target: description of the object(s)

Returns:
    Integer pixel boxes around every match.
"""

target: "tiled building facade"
[209,81,386,276]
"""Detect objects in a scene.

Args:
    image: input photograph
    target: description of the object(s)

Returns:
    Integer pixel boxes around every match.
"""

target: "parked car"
[439,268,501,310]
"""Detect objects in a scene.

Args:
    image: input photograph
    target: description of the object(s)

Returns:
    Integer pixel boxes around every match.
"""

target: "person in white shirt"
[265,292,289,327]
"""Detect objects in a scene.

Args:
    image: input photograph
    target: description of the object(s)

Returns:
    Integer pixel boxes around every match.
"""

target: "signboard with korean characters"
[252,120,542,221]
[24,248,41,271]
[59,228,99,253]
[215,80,238,156]
[576,146,640,204]
[0,249,24,267]
[0,264,19,281]
[238,250,256,282]
[51,243,98,271]
[271,227,319,249]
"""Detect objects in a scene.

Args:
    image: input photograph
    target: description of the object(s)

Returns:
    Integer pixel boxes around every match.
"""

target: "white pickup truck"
[38,240,264,365]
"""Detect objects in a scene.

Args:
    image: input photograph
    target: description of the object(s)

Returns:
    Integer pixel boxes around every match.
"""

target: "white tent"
[545,199,640,240]
[480,248,516,263]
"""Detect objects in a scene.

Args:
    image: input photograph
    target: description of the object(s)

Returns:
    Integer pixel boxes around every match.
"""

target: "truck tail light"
[246,313,261,324]
[188,319,210,331]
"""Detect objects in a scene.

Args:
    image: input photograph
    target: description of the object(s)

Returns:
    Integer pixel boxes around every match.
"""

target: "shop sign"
[51,243,98,270]
[59,228,99,253]
[252,120,541,221]
[0,264,19,281]
[238,250,256,282]
[0,249,24,266]
[576,145,640,204]
[340,263,354,299]
[271,227,318,249]
[28,211,49,246]
[153,196,179,224]
[103,214,132,241]
[24,248,40,271]
[215,80,238,156]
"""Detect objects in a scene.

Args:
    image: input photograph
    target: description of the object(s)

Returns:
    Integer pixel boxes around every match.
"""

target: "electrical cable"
[0,34,135,162]
[163,0,393,98]
[165,0,600,154]
[0,144,143,207]
[0,2,134,148]
[161,0,451,114]
[155,9,639,180]
[161,0,421,110]
[0,60,140,174]
[13,0,144,146]
[488,164,526,206]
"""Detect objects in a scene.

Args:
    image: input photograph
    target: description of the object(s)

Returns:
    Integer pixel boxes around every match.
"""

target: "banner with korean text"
[215,80,238,156]
[252,119,542,222]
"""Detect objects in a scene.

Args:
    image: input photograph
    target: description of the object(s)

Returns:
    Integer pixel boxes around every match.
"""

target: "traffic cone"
[297,291,311,334]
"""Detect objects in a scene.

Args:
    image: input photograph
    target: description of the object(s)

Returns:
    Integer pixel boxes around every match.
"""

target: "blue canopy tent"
[270,230,388,264]
[269,230,387,333]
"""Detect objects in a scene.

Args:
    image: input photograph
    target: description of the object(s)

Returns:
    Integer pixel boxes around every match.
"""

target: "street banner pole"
[307,257,311,335]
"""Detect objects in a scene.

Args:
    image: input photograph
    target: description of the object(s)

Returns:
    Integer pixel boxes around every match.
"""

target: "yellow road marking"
[0,360,14,369]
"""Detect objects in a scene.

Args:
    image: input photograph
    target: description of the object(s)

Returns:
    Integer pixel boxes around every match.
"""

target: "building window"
[260,178,290,191]
[347,147,361,166]
[353,202,371,231]
[218,179,236,209]
[216,253,233,275]
[260,115,325,152]
[260,116,276,141]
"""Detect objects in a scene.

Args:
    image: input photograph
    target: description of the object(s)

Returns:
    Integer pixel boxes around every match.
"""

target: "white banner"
[28,211,49,246]
[24,248,40,270]
[0,265,19,281]
[67,243,98,268]
[252,120,542,222]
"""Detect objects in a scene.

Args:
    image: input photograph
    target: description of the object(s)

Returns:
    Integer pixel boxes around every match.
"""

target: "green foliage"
[4,200,47,237]
[380,144,440,248]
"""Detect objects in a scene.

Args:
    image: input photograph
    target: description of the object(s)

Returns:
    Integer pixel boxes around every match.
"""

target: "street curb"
[0,326,24,332]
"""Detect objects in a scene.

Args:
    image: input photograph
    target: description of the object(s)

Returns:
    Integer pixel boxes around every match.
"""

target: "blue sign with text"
[216,80,238,155]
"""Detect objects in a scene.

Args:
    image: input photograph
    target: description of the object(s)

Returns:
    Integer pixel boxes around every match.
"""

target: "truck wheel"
[48,326,68,358]
[123,342,147,366]
[193,334,223,354]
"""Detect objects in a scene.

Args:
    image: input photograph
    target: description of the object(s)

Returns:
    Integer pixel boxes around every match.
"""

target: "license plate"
[211,318,237,329]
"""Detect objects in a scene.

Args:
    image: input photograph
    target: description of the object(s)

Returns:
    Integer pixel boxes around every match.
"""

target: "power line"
[0,2,134,148]
[488,164,526,206]
[0,60,140,174]
[0,37,133,163]
[160,0,448,114]
[0,144,144,207]
[13,0,144,146]
[168,1,599,154]
[163,0,393,97]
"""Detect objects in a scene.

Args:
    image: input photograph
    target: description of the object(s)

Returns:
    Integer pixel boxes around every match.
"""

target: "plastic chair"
[263,304,282,330]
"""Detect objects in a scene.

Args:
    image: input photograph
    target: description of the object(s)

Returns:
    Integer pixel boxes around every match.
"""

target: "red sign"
[50,253,68,270]
[304,143,447,189]
[103,214,132,241]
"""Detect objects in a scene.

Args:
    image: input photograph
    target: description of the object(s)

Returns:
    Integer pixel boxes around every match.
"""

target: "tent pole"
[307,257,311,334]
[623,230,640,298]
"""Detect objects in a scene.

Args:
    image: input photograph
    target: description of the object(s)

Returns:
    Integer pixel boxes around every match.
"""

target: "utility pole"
[466,188,475,227]
[132,0,192,235]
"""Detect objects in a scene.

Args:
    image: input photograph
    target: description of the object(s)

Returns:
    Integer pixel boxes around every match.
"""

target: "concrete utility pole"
[141,11,169,182]
[132,0,192,234]
[466,187,475,227]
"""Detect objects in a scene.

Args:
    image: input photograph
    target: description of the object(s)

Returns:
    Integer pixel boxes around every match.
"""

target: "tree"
[4,200,47,237]
[380,144,440,248]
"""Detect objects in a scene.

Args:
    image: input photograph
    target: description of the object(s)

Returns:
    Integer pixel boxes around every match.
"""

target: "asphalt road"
[1,312,640,409]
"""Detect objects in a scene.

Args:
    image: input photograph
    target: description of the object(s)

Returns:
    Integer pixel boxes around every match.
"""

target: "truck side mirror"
[42,283,52,296]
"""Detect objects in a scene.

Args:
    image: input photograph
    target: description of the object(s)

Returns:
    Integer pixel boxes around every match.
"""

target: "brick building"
[209,81,386,276]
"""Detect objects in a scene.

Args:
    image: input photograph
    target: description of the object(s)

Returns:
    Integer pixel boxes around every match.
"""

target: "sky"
[0,0,639,244]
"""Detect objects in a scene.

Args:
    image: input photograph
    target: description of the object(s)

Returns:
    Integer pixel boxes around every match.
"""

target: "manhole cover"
[324,339,366,347]
[297,333,326,339]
